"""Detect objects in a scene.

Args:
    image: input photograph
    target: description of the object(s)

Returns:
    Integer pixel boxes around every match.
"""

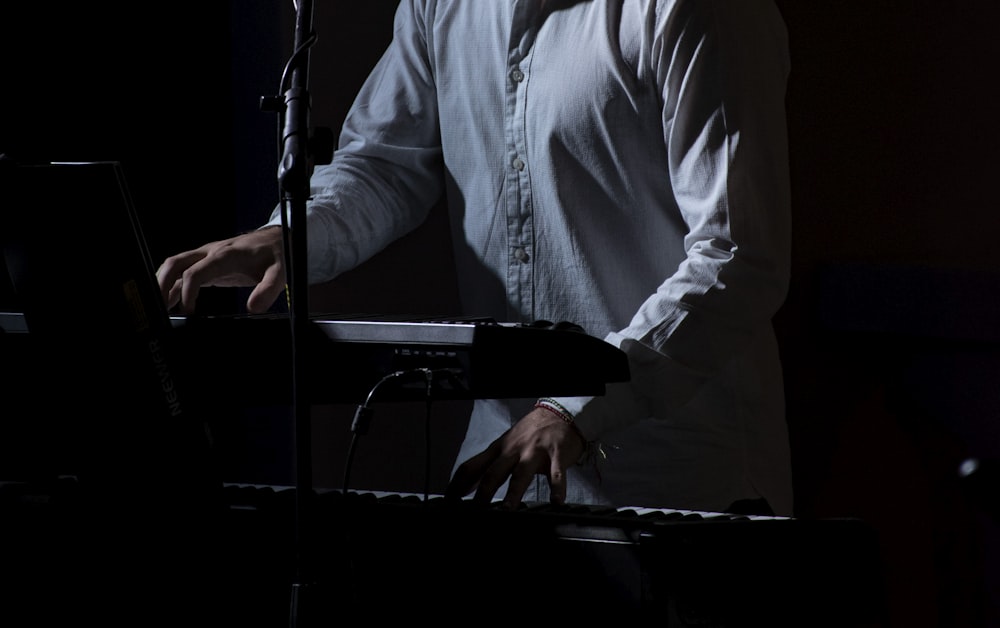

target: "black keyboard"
[1,477,886,624]
[168,313,630,403]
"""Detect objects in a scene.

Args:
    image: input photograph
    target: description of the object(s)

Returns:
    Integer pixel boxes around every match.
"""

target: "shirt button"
[513,247,529,262]
[512,157,525,171]
[510,68,524,83]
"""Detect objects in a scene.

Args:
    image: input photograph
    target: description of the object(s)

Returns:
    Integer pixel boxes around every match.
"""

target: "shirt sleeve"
[264,0,445,284]
[564,0,792,441]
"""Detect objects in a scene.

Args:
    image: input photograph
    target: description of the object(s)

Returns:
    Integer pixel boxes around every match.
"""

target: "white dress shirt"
[267,0,794,515]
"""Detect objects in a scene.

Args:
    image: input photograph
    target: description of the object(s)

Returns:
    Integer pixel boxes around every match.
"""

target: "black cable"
[341,367,448,498]
[422,368,433,501]
[341,369,414,494]
[279,31,319,96]
[338,366,442,606]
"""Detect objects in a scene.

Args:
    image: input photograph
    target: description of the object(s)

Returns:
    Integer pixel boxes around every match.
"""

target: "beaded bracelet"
[534,397,575,424]
[534,397,605,475]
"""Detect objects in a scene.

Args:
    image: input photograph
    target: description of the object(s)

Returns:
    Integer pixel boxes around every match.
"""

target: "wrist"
[535,397,598,467]
[534,397,574,424]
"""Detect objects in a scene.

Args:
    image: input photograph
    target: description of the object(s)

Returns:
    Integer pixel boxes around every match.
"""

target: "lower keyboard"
[217,484,886,625]
[1,478,887,625]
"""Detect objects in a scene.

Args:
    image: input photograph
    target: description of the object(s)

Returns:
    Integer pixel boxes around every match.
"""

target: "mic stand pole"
[274,1,318,626]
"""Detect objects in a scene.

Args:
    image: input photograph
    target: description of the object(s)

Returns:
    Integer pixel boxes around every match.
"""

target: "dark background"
[1,2,998,627]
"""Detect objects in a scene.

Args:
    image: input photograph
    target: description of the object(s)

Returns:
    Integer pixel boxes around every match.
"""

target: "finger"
[156,268,176,308]
[445,445,498,500]
[472,464,510,506]
[246,262,287,314]
[178,266,206,315]
[156,252,202,308]
[177,250,244,314]
[444,460,478,500]
[471,450,519,507]
[502,465,536,510]
[548,456,567,505]
[165,278,183,310]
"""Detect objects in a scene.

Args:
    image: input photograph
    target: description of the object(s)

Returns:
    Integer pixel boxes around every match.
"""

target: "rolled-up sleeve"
[564,0,792,439]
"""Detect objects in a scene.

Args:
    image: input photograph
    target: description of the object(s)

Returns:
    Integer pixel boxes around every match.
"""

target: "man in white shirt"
[157,0,794,516]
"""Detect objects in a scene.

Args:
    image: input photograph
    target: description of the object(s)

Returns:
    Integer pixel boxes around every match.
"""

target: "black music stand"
[0,159,223,623]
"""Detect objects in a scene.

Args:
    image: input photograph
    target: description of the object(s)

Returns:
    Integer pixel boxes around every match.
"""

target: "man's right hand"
[155,225,286,315]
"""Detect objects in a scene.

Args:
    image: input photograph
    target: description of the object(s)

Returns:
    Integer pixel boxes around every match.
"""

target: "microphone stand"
[269,1,320,626]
